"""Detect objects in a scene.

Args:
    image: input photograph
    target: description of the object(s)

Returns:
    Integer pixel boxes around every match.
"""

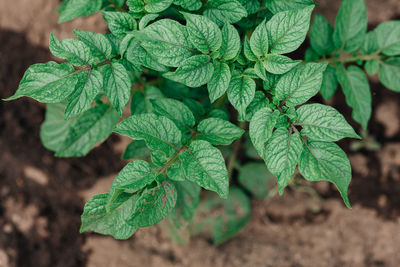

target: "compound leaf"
[266,0,314,14]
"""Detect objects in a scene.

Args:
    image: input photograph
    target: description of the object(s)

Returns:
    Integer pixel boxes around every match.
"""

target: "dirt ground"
[1,1,400,266]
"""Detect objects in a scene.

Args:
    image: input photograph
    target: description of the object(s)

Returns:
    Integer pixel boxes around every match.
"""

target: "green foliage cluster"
[5,0,400,242]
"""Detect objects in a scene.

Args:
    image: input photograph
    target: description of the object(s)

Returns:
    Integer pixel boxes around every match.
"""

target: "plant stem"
[317,52,382,64]
[227,121,246,176]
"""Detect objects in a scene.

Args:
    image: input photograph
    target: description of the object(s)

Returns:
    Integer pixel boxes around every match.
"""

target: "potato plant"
[5,0,400,243]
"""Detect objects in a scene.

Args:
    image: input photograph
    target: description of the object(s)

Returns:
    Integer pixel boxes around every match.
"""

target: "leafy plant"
[5,0,400,242]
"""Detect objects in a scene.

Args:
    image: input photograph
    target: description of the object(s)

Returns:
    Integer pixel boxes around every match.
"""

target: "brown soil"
[1,1,400,267]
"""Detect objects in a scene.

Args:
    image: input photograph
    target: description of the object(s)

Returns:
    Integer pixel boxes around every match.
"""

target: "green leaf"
[80,193,138,239]
[299,141,352,208]
[296,104,360,142]
[227,75,256,119]
[198,187,250,244]
[151,98,196,131]
[139,14,159,30]
[304,47,320,62]
[168,180,201,225]
[249,107,279,156]
[49,34,91,66]
[360,31,378,55]
[127,0,173,13]
[122,140,151,159]
[134,19,195,67]
[238,0,260,15]
[124,36,169,72]
[179,140,228,198]
[207,61,231,103]
[245,91,269,121]
[203,0,247,26]
[320,65,338,100]
[197,118,244,145]
[275,63,327,107]
[250,19,269,57]
[163,55,214,87]
[58,0,103,23]
[364,60,380,76]
[182,12,222,54]
[56,104,119,157]
[243,37,258,62]
[64,69,103,119]
[374,21,400,56]
[173,0,202,11]
[309,13,335,56]
[128,181,177,227]
[263,54,300,75]
[266,0,314,14]
[183,98,205,123]
[109,160,157,204]
[114,113,182,157]
[336,65,371,129]
[5,62,78,103]
[333,0,367,52]
[219,23,241,61]
[254,61,268,80]
[101,62,131,115]
[379,57,400,92]
[130,85,164,115]
[266,6,314,54]
[264,127,303,194]
[262,72,281,92]
[102,11,137,39]
[40,103,75,152]
[238,163,275,199]
[73,29,113,62]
